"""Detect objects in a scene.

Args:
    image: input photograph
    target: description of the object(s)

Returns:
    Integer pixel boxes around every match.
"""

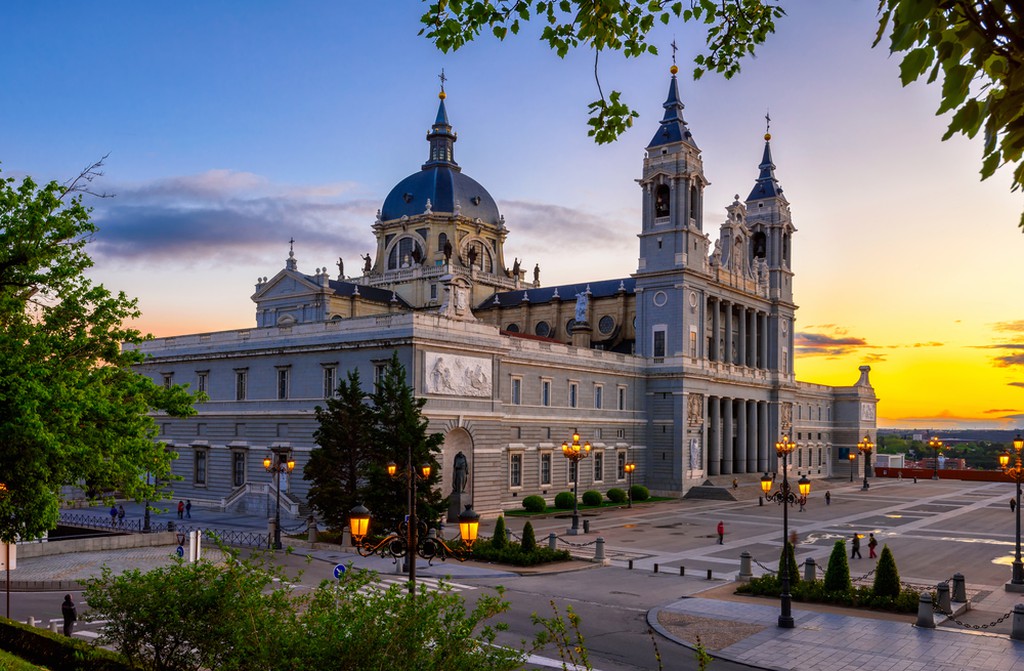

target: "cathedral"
[132,64,878,522]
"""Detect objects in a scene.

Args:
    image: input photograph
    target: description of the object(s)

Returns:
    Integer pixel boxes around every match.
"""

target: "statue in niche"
[411,246,422,265]
[467,246,478,268]
[443,239,453,264]
[452,452,469,493]
[361,254,372,273]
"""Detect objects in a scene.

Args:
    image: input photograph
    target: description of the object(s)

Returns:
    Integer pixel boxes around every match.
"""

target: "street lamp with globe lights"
[761,435,811,629]
[624,461,636,508]
[562,430,591,534]
[928,436,944,480]
[857,434,875,490]
[848,450,856,482]
[999,434,1024,590]
[263,448,295,549]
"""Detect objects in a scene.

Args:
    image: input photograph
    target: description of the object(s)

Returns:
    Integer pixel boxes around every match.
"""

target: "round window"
[598,315,615,335]
[506,323,520,333]
[653,291,668,307]
[535,321,551,337]
[566,319,576,333]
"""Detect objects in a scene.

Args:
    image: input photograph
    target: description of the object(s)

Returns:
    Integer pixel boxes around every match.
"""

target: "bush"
[522,495,546,513]
[554,491,575,509]
[0,618,134,671]
[779,541,799,585]
[581,490,602,506]
[629,485,650,501]
[823,539,852,593]
[521,521,537,552]
[492,515,508,549]
[470,538,571,566]
[606,488,627,503]
[873,545,900,598]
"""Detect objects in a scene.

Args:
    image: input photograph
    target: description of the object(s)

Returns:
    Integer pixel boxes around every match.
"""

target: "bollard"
[506,528,513,542]
[803,557,816,583]
[583,519,591,534]
[49,619,59,634]
[654,563,659,573]
[342,527,352,547]
[594,537,605,562]
[680,565,686,577]
[759,496,764,506]
[937,583,951,614]
[1012,603,1024,641]
[952,573,966,603]
[628,559,634,570]
[26,616,35,627]
[916,593,936,628]
[307,516,318,544]
[738,551,753,581]
[548,533,557,551]
[706,568,713,580]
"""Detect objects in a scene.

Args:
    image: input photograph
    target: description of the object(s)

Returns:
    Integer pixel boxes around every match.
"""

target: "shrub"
[873,545,900,598]
[554,491,575,509]
[470,538,571,566]
[581,490,602,506]
[492,515,508,549]
[629,485,650,501]
[779,541,800,585]
[522,495,546,513]
[606,488,627,503]
[823,539,852,593]
[521,521,537,552]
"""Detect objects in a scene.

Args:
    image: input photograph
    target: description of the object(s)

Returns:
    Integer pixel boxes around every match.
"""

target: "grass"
[0,647,46,671]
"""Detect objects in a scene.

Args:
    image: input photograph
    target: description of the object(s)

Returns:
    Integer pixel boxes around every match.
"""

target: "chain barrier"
[280,520,308,534]
[851,568,876,583]
[752,558,777,575]
[553,534,599,548]
[930,597,1013,630]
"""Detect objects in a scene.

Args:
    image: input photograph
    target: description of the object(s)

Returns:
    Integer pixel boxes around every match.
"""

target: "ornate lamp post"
[761,435,810,629]
[263,448,295,549]
[848,451,856,483]
[624,461,636,508]
[562,430,591,534]
[857,434,875,491]
[999,434,1024,590]
[928,436,944,480]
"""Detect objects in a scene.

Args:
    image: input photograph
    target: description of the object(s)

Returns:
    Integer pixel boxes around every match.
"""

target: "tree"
[779,540,799,585]
[0,163,198,542]
[422,1,1024,227]
[306,369,375,531]
[823,539,852,593]
[872,544,901,598]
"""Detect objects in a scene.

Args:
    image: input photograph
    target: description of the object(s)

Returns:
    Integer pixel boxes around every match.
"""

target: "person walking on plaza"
[851,533,862,559]
[825,490,831,505]
[1012,498,1017,513]
[117,504,125,526]
[177,500,185,519]
[61,594,77,637]
[109,504,117,526]
[185,499,192,519]
[868,533,878,559]
[717,520,725,544]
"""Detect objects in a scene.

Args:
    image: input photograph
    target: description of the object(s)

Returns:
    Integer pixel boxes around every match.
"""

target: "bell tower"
[744,120,795,305]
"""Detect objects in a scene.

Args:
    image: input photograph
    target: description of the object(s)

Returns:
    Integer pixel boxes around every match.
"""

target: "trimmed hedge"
[522,495,546,513]
[553,491,575,509]
[606,488,627,503]
[629,485,650,501]
[581,490,602,506]
[0,619,138,671]
[521,521,537,552]
[470,538,571,566]
[491,515,508,549]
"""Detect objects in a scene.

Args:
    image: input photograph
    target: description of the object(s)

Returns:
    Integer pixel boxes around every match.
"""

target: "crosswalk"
[362,575,477,595]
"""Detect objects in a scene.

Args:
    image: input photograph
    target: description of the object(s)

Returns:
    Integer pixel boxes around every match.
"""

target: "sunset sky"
[3,2,1022,430]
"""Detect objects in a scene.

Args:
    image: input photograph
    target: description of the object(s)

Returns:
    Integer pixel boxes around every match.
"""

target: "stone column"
[710,298,720,362]
[708,396,721,476]
[759,312,768,370]
[747,400,758,473]
[722,397,734,475]
[738,305,747,368]
[724,302,733,365]
[757,401,769,472]
[735,400,747,474]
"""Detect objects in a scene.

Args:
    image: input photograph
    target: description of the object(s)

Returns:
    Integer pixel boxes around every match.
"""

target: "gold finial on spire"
[670,38,678,75]
[438,68,447,100]
[764,110,772,141]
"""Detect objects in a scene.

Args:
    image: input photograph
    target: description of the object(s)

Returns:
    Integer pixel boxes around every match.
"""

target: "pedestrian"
[825,490,831,506]
[117,504,125,526]
[717,520,725,544]
[177,500,185,519]
[851,533,862,559]
[868,533,878,559]
[61,594,77,637]
[186,499,192,519]
[109,504,118,526]
[789,530,798,547]
[732,478,738,490]
[897,471,903,482]
[913,476,917,484]
[799,497,805,512]
[1012,498,1017,513]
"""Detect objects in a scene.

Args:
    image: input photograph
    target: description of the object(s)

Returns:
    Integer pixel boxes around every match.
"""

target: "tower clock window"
[654,184,670,218]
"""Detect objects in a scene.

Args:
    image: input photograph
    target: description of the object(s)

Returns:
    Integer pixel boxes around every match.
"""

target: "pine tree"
[872,545,901,598]
[779,541,800,584]
[492,515,508,549]
[521,520,537,552]
[824,539,852,593]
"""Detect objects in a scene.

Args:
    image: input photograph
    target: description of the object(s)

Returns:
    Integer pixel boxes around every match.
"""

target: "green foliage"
[737,575,919,614]
[306,369,375,532]
[873,544,901,598]
[824,539,852,593]
[606,487,627,503]
[0,164,200,542]
[554,491,576,509]
[779,541,799,585]
[419,1,784,144]
[876,1,1024,227]
[492,514,508,549]
[521,520,537,552]
[630,484,650,501]
[522,494,547,513]
[0,617,135,671]
[581,490,603,506]
[531,601,591,671]
[470,537,571,566]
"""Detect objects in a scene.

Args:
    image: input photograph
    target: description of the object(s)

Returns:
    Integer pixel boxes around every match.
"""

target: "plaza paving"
[9,476,1024,670]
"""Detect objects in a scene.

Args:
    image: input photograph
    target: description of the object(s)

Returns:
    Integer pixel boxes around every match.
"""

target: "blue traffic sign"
[333,563,347,579]
[175,545,184,557]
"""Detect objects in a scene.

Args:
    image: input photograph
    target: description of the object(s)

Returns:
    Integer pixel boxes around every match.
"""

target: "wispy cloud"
[794,329,873,359]
[984,408,1020,414]
[500,200,629,249]
[1009,382,1024,389]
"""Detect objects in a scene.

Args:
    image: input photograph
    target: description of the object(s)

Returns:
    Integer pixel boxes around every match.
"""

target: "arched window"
[437,232,448,252]
[654,184,670,218]
[689,184,699,222]
[752,232,767,259]
[387,236,423,270]
[462,240,493,273]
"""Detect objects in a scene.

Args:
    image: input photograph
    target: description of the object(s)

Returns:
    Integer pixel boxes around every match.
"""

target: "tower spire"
[747,119,783,201]
[424,70,459,170]
[647,59,697,150]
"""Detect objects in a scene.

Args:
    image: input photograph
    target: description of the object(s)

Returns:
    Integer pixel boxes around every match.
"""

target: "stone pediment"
[252,270,322,302]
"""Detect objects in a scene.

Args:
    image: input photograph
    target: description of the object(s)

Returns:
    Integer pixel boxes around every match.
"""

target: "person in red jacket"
[717,520,725,544]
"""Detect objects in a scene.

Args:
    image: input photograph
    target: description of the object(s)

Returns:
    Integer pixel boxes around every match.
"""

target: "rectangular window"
[617,386,626,411]
[540,453,552,486]
[541,379,551,407]
[430,283,438,300]
[196,372,208,394]
[232,451,246,487]
[510,453,522,488]
[617,451,626,480]
[594,385,603,409]
[277,368,290,400]
[162,373,173,389]
[689,329,698,358]
[323,366,337,398]
[653,328,666,358]
[511,377,522,405]
[194,449,207,485]
[569,382,579,408]
[374,363,387,391]
[235,370,247,401]
[593,451,604,482]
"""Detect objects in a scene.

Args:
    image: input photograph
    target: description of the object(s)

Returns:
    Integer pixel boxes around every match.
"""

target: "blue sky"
[3,1,1023,428]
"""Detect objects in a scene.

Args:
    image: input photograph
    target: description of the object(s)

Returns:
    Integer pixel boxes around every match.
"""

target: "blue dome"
[381,166,501,225]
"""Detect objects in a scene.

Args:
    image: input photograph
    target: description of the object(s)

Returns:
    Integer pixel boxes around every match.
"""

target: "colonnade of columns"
[707,297,769,369]
[706,397,770,476]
